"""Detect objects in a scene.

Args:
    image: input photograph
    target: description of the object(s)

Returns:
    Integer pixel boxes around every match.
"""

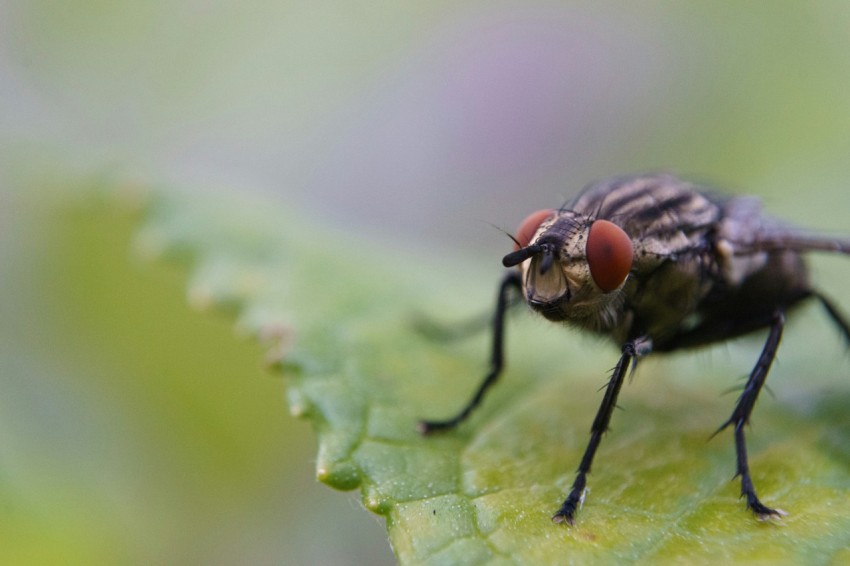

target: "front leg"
[418,271,522,433]
[552,336,652,525]
[715,310,786,519]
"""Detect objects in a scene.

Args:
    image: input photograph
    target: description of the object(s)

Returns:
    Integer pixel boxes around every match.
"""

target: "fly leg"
[412,292,523,343]
[418,271,522,434]
[715,310,786,519]
[814,291,850,345]
[552,336,652,525]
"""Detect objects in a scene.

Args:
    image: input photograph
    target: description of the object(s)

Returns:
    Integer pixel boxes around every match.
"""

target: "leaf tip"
[317,461,362,491]
[363,494,389,515]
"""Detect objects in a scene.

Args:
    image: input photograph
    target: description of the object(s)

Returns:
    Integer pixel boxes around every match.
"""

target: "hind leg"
[814,291,850,345]
[715,310,787,518]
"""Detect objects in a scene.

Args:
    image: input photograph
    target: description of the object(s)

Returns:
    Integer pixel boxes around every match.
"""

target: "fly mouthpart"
[539,247,556,275]
[527,294,570,322]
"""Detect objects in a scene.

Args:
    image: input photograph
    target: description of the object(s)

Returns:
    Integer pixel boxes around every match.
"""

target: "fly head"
[503,210,634,327]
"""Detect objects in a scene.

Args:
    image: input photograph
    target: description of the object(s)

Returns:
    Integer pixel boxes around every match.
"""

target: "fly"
[418,173,850,525]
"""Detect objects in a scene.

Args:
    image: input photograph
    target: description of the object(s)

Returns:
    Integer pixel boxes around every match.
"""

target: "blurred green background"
[2,1,850,563]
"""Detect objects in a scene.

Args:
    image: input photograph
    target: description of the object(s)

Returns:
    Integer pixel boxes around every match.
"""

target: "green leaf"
[133,187,850,562]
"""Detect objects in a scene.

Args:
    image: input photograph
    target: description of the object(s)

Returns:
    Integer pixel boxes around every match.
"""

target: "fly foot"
[745,492,787,521]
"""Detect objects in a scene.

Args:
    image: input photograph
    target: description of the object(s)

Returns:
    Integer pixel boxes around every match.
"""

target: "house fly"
[418,173,850,525]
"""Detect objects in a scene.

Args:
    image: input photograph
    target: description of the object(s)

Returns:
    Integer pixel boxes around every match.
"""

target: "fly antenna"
[503,244,542,267]
[481,220,523,249]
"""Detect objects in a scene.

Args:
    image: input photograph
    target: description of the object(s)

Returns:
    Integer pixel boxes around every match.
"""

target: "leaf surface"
[134,188,850,563]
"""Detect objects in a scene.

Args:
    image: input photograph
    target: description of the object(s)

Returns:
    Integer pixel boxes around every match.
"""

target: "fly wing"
[719,196,850,256]
[741,230,850,255]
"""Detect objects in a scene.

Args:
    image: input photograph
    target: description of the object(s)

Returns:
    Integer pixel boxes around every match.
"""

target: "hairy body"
[420,173,850,524]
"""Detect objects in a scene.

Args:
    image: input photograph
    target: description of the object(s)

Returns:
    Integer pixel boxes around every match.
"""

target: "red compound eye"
[586,220,633,292]
[514,209,555,250]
